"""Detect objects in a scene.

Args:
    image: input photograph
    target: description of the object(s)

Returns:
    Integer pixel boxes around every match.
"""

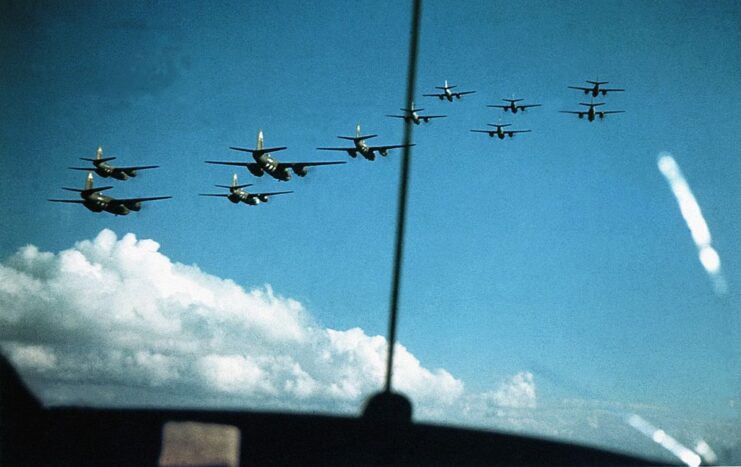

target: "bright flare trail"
[658,152,727,295]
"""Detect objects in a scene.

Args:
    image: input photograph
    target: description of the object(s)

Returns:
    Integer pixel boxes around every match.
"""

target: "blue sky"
[1,0,740,462]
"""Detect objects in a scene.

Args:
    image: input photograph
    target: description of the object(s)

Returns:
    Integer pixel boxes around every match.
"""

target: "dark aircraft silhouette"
[470,123,531,139]
[487,98,541,114]
[199,173,292,205]
[48,172,171,215]
[317,124,414,160]
[423,80,476,101]
[560,102,625,121]
[68,146,159,180]
[205,130,345,181]
[568,80,624,97]
[387,102,446,125]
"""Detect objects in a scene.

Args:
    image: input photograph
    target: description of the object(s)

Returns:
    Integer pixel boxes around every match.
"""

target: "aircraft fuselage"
[79,192,134,215]
[253,153,291,181]
[92,161,136,180]
[354,140,378,161]
[227,190,261,205]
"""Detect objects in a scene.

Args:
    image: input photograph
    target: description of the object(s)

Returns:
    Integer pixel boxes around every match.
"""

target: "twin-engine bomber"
[568,79,625,97]
[386,102,446,125]
[560,102,625,121]
[48,172,171,215]
[68,146,159,180]
[317,124,414,161]
[487,98,542,114]
[199,173,292,205]
[423,80,476,101]
[205,130,345,181]
[470,123,531,139]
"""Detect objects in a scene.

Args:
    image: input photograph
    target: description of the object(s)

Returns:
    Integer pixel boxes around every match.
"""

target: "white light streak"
[626,413,701,467]
[658,152,727,295]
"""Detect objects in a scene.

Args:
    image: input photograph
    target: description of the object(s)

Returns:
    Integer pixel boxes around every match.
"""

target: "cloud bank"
[0,229,472,415]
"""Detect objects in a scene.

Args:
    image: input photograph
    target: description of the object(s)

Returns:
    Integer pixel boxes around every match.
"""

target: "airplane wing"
[453,91,476,97]
[109,196,172,205]
[470,130,493,134]
[510,130,532,134]
[205,160,254,167]
[420,115,446,119]
[601,110,626,114]
[253,191,293,197]
[601,88,625,93]
[559,111,582,114]
[316,147,354,152]
[68,167,92,171]
[117,165,160,171]
[386,114,408,119]
[368,143,414,151]
[486,105,508,109]
[277,161,346,170]
[229,146,287,154]
[567,86,590,92]
[520,104,542,109]
[48,199,85,203]
[422,93,445,98]
[198,194,230,197]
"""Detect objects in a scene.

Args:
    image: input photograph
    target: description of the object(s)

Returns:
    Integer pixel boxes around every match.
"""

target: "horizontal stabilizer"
[229,146,287,154]
[487,123,511,128]
[338,134,377,141]
[216,183,253,189]
[81,157,116,162]
[580,102,605,107]
[48,199,85,204]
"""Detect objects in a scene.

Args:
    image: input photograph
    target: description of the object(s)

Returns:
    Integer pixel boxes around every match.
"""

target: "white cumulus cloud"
[0,229,464,414]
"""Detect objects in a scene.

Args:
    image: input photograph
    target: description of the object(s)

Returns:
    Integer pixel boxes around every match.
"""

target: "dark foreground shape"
[1,355,657,466]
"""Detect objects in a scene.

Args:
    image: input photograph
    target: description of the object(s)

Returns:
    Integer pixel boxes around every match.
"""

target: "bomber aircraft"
[199,173,292,205]
[470,123,531,139]
[316,124,414,161]
[386,102,446,125]
[560,102,625,121]
[205,130,345,182]
[68,146,159,180]
[423,80,476,101]
[568,80,624,97]
[487,98,541,114]
[48,172,171,215]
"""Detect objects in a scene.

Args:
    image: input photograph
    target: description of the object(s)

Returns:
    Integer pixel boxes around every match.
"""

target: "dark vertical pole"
[385,0,422,394]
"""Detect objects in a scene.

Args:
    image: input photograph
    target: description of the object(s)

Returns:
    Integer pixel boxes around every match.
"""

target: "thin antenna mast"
[384,0,422,394]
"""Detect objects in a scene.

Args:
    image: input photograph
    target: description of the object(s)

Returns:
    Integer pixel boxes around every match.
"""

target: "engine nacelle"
[126,201,143,212]
[294,166,308,177]
[578,113,584,119]
[423,117,430,123]
[258,194,269,203]
[438,96,444,100]
[247,165,264,177]
[507,132,514,138]
[584,90,589,95]
[598,112,605,119]
[379,149,389,157]
[124,169,137,177]
[455,95,461,100]
[601,90,607,96]
[348,150,357,158]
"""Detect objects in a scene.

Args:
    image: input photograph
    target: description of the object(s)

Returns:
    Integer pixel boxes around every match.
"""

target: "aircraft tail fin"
[213,173,253,190]
[257,129,264,151]
[63,173,112,195]
[96,146,103,160]
[338,125,377,141]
